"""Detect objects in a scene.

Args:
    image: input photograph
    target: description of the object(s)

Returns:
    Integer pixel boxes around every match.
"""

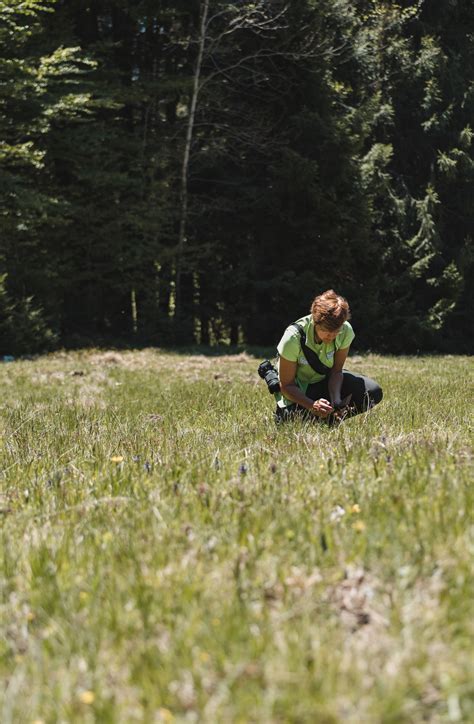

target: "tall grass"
[1,350,473,723]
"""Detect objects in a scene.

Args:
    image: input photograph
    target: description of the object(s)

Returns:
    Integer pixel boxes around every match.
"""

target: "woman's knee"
[350,375,383,411]
[368,382,383,406]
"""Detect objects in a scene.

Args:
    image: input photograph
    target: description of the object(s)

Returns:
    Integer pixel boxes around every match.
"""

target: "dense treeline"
[1,0,473,354]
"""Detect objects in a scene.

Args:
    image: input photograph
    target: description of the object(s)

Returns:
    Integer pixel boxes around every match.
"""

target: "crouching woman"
[276,289,383,423]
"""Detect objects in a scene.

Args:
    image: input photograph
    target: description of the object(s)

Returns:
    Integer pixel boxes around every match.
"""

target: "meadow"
[0,349,473,723]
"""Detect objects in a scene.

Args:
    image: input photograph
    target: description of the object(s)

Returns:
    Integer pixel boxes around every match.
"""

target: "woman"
[276,289,382,422]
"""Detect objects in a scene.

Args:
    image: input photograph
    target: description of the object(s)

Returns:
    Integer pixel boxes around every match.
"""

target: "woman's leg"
[306,372,382,419]
[340,371,383,414]
[274,373,382,423]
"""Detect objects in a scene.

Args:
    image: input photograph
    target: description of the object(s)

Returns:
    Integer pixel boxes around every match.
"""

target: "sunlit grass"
[1,350,473,722]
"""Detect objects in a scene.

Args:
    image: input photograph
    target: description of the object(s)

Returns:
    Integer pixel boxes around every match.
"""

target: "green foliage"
[0,0,99,340]
[0,274,57,355]
[0,0,473,351]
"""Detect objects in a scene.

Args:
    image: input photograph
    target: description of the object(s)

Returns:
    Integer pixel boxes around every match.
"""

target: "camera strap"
[291,323,331,376]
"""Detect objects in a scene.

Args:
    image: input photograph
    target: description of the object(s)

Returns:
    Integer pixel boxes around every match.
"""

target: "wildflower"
[330,505,346,522]
[204,536,218,552]
[351,503,361,514]
[238,462,248,475]
[144,461,152,473]
[157,709,174,722]
[78,691,95,704]
[352,520,366,532]
[148,413,164,423]
[109,455,124,463]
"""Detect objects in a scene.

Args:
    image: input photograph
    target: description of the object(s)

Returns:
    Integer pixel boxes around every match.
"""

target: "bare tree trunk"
[174,0,210,321]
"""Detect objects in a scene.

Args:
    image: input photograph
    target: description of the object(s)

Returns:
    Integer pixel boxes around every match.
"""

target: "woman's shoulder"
[292,314,312,331]
[336,320,355,348]
[277,314,311,357]
[280,314,310,337]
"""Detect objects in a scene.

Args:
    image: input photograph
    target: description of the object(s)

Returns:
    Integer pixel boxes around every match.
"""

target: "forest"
[1,0,473,355]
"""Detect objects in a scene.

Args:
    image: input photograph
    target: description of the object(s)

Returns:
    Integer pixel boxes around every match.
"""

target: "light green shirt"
[276,315,355,407]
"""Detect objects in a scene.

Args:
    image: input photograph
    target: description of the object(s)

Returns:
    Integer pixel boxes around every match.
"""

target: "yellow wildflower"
[158,709,174,722]
[78,691,95,704]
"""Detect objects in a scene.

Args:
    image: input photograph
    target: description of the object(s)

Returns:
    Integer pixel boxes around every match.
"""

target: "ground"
[0,350,473,722]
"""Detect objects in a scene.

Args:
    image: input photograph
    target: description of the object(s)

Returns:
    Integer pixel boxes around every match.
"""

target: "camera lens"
[258,360,280,394]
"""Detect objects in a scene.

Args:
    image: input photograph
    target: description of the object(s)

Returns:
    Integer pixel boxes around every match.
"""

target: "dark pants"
[275,371,383,423]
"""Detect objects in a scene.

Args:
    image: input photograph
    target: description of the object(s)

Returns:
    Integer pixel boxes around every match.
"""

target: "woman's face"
[314,324,341,343]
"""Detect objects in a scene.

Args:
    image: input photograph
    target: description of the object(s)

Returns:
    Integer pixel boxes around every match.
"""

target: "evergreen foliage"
[1,0,472,352]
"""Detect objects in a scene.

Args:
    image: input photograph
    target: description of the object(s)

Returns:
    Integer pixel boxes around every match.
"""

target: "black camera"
[258,360,281,394]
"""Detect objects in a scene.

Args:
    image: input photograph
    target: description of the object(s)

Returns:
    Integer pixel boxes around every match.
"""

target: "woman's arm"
[328,347,350,407]
[279,356,333,418]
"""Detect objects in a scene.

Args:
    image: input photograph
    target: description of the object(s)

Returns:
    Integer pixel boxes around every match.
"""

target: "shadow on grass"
[8,344,277,362]
[155,344,275,359]
[41,332,274,360]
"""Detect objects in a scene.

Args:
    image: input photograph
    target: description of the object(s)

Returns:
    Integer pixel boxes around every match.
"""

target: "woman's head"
[310,289,350,340]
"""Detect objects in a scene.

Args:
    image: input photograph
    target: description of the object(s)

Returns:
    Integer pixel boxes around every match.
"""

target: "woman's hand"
[332,393,352,410]
[311,398,334,418]
[331,394,354,422]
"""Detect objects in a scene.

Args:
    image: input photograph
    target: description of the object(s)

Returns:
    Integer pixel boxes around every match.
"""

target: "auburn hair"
[310,289,350,331]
